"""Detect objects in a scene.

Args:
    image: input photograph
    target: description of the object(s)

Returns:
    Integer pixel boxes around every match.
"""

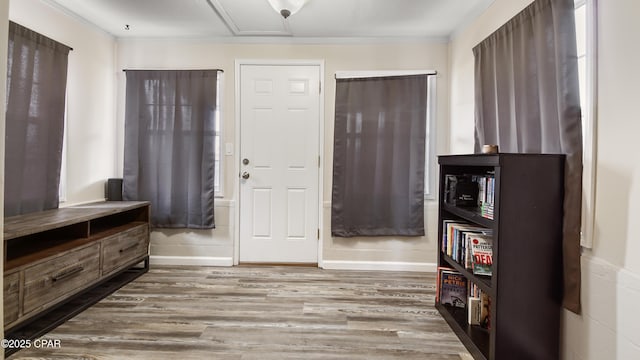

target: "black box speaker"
[106,178,123,201]
[444,174,478,207]
[453,175,478,207]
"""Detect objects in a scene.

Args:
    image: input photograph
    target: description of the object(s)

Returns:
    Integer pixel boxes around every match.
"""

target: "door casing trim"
[233,59,325,267]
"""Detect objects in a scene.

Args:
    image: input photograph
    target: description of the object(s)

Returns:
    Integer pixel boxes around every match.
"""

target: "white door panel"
[239,64,320,263]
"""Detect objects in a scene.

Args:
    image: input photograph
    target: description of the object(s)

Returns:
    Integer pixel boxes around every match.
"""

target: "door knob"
[241,172,250,179]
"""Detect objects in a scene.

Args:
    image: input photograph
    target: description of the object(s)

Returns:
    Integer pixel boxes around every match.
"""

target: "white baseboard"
[150,256,233,267]
[149,257,435,272]
[321,260,436,272]
[59,198,107,207]
[213,199,234,208]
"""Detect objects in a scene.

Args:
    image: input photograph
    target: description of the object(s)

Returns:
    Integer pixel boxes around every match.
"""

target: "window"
[331,71,436,237]
[214,72,223,195]
[574,0,597,248]
[333,70,437,199]
[122,70,220,228]
[5,22,71,216]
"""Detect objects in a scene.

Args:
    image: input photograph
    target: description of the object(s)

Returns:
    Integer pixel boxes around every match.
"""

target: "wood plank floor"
[9,266,472,360]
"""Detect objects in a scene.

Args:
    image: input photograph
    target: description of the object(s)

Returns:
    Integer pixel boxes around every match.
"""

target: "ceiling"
[44,0,495,41]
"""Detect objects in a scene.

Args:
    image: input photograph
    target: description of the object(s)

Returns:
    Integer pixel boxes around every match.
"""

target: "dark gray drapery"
[331,75,429,237]
[123,70,219,228]
[473,0,582,313]
[4,22,70,217]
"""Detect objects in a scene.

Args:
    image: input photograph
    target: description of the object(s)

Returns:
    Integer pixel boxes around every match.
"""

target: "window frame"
[214,71,224,197]
[59,92,68,203]
[425,75,437,200]
[574,0,598,248]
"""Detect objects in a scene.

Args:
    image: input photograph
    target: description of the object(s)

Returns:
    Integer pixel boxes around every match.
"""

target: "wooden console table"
[3,201,150,354]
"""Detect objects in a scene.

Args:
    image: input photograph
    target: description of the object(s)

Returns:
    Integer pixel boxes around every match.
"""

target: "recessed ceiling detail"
[43,0,496,40]
[207,0,293,36]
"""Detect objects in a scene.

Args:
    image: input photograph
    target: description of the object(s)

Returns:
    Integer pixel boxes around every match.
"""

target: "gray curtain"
[331,75,428,237]
[4,22,71,217]
[473,0,582,313]
[123,70,219,228]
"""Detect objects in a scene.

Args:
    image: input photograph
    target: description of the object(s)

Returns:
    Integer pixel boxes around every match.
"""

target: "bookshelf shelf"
[441,254,492,295]
[436,303,490,360]
[442,204,493,228]
[436,154,565,360]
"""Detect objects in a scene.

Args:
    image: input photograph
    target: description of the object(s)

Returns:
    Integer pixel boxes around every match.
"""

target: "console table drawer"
[102,223,149,275]
[23,243,100,315]
[4,271,20,325]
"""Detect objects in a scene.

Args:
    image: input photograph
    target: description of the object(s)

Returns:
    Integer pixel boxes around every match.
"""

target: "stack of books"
[436,268,491,330]
[476,175,495,220]
[441,220,493,276]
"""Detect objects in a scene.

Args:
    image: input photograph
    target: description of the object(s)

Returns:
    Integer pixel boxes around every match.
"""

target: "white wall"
[5,0,449,269]
[9,0,117,205]
[563,1,640,359]
[449,0,640,359]
[116,39,450,268]
[0,0,10,353]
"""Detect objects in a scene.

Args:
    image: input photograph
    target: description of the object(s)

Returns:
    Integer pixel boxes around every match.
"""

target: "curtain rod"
[122,69,224,73]
[335,70,436,80]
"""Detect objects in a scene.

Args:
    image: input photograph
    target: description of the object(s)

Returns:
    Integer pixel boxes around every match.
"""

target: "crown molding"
[38,0,115,40]
[115,35,449,45]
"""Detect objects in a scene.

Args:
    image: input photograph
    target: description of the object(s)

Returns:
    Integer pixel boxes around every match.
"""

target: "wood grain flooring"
[8,266,471,360]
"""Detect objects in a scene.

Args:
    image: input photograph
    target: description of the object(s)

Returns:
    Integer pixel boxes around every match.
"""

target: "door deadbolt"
[242,158,250,165]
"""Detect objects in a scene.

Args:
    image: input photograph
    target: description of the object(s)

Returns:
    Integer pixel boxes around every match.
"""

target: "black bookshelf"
[436,154,564,360]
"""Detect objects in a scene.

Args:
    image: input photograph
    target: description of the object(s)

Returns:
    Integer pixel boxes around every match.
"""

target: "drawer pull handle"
[52,266,84,282]
[119,243,138,254]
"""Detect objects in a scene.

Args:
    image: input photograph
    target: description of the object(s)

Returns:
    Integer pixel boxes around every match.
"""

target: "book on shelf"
[444,221,471,260]
[468,281,481,299]
[436,266,454,303]
[439,269,467,308]
[470,233,493,276]
[476,175,485,208]
[464,231,491,270]
[480,292,491,329]
[475,174,495,220]
[468,296,481,325]
[444,175,458,205]
[464,233,473,269]
[467,281,491,329]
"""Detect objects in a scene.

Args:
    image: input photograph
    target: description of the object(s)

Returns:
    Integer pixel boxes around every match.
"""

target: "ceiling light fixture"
[267,0,309,19]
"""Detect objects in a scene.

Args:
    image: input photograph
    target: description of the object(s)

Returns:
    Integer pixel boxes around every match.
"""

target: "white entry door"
[239,64,320,264]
